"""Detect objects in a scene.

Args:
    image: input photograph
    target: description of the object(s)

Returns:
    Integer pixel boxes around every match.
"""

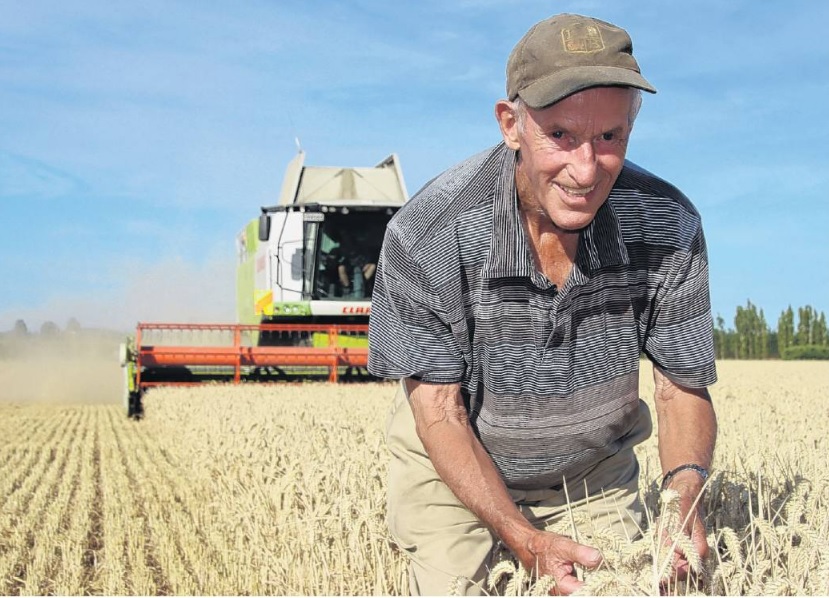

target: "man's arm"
[652,366,717,575]
[404,377,602,595]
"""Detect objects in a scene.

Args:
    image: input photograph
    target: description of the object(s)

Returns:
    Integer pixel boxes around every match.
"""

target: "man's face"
[499,87,635,232]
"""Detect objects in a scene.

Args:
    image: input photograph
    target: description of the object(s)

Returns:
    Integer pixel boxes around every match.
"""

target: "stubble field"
[0,357,827,595]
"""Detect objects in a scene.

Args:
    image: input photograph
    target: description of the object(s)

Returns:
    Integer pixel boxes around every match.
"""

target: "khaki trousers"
[385,382,653,596]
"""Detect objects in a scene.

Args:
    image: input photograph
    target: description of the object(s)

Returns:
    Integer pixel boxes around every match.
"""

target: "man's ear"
[495,100,521,151]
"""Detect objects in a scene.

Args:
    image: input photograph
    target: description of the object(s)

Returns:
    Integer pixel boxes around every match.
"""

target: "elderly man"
[368,13,717,596]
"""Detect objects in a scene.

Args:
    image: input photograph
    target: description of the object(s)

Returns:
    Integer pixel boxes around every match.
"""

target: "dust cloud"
[0,334,123,405]
[0,255,237,334]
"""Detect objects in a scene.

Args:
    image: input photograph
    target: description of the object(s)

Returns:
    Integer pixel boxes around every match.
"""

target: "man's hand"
[517,530,602,595]
[659,471,709,579]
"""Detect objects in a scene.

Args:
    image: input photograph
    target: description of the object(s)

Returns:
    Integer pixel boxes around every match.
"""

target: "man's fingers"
[548,542,602,595]
[571,544,603,569]
[531,533,600,566]
[549,535,602,569]
[554,573,584,596]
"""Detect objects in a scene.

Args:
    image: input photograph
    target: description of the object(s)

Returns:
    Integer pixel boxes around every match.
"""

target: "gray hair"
[512,88,643,134]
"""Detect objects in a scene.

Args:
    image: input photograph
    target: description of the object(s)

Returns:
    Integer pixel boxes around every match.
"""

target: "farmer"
[367,13,717,596]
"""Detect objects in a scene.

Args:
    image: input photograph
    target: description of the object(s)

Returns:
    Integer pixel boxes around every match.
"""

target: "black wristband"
[661,463,709,491]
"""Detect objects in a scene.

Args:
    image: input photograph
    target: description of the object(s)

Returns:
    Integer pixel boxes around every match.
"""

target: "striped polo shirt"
[368,142,717,490]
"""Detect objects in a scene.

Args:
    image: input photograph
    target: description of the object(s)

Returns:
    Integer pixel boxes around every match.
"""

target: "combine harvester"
[120,151,408,417]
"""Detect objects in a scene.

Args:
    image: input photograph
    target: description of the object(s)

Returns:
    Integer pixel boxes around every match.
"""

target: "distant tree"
[777,306,795,354]
[767,330,779,359]
[66,317,81,335]
[812,311,827,347]
[713,315,727,359]
[758,308,769,359]
[13,319,28,337]
[734,305,748,358]
[796,306,815,346]
[40,321,60,337]
[734,300,766,359]
[715,314,740,359]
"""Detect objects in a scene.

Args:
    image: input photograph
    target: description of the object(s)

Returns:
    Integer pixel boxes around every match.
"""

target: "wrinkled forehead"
[526,87,637,129]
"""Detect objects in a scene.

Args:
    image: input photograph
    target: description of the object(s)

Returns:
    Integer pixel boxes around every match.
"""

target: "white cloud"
[0,152,87,201]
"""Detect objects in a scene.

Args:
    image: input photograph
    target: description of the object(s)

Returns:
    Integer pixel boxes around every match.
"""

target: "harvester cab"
[121,151,408,417]
[237,150,408,333]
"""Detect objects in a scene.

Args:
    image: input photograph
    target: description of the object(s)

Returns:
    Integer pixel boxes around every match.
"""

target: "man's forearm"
[653,367,717,490]
[405,379,538,564]
[655,387,716,473]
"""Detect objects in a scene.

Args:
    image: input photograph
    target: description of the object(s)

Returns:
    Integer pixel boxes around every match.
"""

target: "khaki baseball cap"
[507,13,656,108]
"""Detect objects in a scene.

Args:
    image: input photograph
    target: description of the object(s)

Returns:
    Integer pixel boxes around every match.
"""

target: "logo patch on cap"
[561,24,605,54]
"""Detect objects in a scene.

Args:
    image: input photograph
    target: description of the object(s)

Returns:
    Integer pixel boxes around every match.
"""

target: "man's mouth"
[555,183,596,198]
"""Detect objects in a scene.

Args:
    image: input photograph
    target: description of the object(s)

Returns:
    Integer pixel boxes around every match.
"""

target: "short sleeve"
[643,224,718,388]
[368,226,466,383]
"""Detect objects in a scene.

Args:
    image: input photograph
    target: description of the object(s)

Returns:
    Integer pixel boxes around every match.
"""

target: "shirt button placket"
[543,283,558,353]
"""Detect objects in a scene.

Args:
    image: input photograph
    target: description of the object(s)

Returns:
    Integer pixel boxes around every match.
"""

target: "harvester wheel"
[127,392,144,419]
[343,366,379,382]
[252,366,288,381]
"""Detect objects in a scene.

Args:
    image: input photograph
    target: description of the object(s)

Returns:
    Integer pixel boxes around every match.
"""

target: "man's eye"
[601,132,615,141]
[550,130,565,139]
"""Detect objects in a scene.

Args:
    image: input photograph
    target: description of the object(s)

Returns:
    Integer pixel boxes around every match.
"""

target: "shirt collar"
[481,146,630,281]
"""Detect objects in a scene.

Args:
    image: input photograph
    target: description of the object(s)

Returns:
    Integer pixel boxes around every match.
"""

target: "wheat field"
[0,360,827,595]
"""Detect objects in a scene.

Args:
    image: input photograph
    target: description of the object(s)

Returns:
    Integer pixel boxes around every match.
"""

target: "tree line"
[714,302,829,360]
[11,318,81,337]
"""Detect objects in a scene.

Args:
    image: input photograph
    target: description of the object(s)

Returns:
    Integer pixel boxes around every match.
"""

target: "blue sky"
[1,0,827,332]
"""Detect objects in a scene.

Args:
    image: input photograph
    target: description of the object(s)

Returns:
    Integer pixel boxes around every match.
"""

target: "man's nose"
[567,141,598,186]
